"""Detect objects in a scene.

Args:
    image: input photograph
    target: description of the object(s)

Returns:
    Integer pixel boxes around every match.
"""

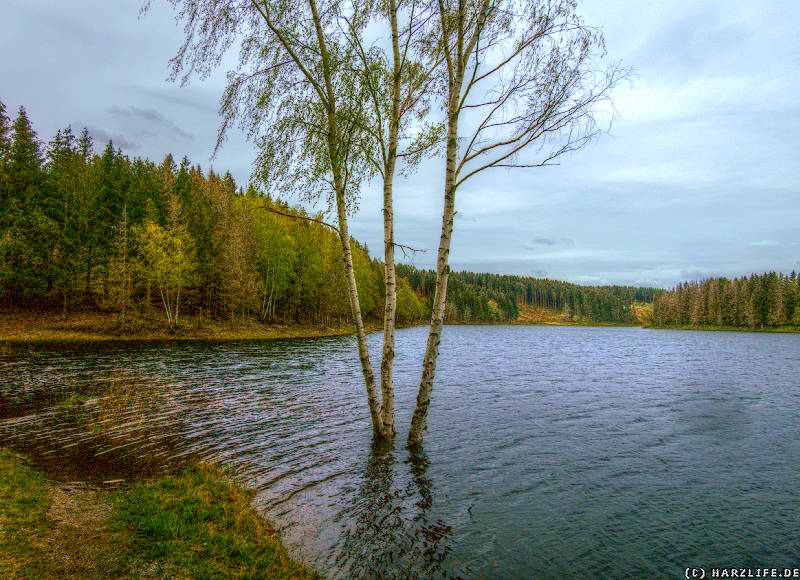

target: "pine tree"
[0,100,11,215]
[0,108,60,303]
[7,107,44,202]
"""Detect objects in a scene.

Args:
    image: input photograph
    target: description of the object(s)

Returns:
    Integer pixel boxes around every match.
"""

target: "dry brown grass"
[43,483,130,579]
[0,308,366,342]
[516,304,574,324]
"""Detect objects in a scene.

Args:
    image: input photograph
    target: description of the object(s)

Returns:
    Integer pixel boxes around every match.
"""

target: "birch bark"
[407,0,486,446]
[379,0,402,438]
[407,101,460,445]
[308,0,384,436]
[407,0,621,446]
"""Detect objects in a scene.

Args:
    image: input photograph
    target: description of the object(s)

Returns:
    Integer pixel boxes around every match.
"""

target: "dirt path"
[42,482,129,580]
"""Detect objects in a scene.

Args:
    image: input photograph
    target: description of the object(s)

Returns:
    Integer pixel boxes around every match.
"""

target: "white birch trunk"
[159,286,172,326]
[407,0,490,446]
[407,111,459,445]
[380,167,397,438]
[334,176,383,438]
[379,0,402,439]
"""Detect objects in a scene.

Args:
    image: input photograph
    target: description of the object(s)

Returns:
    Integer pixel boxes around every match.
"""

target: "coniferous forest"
[651,273,800,329]
[1,102,796,332]
[399,265,662,324]
[0,101,399,326]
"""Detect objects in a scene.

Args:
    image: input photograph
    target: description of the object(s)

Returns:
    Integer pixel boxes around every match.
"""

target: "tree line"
[0,101,432,326]
[399,265,661,324]
[1,100,656,330]
[651,272,800,329]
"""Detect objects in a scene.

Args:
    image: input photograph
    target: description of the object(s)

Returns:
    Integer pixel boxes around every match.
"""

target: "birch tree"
[407,0,628,445]
[133,217,195,326]
[344,0,442,437]
[147,0,385,436]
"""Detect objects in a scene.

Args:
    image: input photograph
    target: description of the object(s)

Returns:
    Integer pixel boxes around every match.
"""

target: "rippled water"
[1,326,799,578]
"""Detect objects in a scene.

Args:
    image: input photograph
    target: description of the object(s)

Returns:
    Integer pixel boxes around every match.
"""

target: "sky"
[1,0,798,288]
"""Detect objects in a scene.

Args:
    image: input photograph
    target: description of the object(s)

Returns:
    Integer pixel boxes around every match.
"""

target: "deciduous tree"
[408,0,627,445]
[148,0,386,436]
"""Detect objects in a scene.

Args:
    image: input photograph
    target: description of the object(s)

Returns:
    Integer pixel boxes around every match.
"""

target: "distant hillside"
[397,265,663,325]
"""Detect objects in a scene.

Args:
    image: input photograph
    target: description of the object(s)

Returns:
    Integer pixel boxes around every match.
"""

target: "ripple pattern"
[1,327,799,578]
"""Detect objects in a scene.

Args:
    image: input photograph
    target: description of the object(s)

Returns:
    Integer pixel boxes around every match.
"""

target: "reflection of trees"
[334,441,455,579]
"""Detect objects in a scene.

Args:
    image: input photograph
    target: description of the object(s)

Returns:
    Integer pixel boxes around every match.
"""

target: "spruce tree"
[0,100,11,224]
[7,107,44,202]
[47,126,83,310]
[0,107,56,302]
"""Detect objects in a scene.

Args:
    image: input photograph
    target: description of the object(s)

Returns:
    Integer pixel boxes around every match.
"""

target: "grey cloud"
[521,237,575,251]
[2,0,798,289]
[130,86,218,114]
[630,6,748,79]
[108,106,195,140]
[85,127,138,151]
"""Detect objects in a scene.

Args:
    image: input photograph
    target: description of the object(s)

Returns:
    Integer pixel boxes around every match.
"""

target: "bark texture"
[335,184,383,437]
[310,0,383,437]
[380,168,397,438]
[407,109,460,446]
[408,0,489,446]
[379,0,402,439]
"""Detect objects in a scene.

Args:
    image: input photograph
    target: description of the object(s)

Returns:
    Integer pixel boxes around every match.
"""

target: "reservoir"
[1,325,798,578]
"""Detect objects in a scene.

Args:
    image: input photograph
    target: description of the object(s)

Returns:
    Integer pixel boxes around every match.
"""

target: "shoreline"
[1,311,797,343]
[0,310,383,344]
[0,448,314,579]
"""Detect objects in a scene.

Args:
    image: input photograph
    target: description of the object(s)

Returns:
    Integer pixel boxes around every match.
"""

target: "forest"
[651,272,800,329]
[8,101,791,332]
[399,265,661,324]
[0,101,423,326]
[0,102,664,329]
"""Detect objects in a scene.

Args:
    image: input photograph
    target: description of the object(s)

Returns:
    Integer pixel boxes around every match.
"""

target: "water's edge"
[2,326,798,578]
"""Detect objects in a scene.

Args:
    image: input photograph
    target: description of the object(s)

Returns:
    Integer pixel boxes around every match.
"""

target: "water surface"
[1,326,799,577]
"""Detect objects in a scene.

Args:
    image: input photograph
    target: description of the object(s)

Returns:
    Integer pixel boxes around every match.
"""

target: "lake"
[1,325,799,578]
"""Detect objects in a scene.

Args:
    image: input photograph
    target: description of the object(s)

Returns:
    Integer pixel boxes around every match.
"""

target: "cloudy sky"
[1,0,798,287]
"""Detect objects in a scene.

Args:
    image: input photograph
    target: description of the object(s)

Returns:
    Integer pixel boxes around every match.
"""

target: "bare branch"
[259,204,341,232]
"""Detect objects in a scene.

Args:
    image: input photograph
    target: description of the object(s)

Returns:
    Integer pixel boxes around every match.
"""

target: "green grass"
[55,391,92,408]
[113,464,314,579]
[0,449,51,578]
[0,449,313,579]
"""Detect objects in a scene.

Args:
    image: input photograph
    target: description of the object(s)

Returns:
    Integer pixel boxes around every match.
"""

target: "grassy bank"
[0,449,313,579]
[0,449,50,577]
[0,309,375,343]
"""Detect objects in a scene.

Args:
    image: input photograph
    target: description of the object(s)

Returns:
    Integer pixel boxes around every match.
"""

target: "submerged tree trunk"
[381,166,397,438]
[334,174,383,438]
[307,0,383,438]
[407,0,494,447]
[407,109,459,446]
[379,0,402,439]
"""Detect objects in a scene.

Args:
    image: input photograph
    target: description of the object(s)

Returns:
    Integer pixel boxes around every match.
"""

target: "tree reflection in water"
[334,442,455,578]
